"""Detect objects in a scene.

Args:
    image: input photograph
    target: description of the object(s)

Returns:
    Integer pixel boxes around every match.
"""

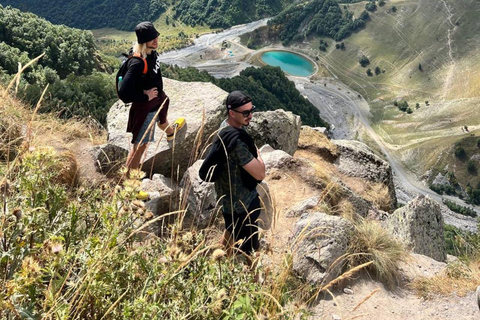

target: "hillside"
[173,0,292,29]
[259,0,480,196]
[0,0,166,30]
[2,80,480,318]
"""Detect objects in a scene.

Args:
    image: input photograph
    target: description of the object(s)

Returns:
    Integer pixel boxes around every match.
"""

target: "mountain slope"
[0,0,166,30]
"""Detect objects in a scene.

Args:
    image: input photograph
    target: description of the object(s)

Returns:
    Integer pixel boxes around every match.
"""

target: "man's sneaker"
[166,117,186,141]
[136,190,149,201]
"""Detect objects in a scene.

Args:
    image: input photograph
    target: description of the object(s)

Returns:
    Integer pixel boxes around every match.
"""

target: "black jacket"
[199,126,261,191]
[118,50,163,104]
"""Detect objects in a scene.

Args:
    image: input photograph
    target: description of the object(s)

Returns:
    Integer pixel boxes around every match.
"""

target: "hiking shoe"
[136,190,150,201]
[166,117,186,141]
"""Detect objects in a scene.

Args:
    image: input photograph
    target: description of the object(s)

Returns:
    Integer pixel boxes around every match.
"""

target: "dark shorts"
[222,196,261,255]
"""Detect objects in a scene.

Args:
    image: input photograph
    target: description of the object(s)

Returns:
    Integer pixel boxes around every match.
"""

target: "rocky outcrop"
[248,109,301,155]
[334,140,396,210]
[97,78,227,178]
[292,212,353,285]
[179,160,217,229]
[386,195,446,262]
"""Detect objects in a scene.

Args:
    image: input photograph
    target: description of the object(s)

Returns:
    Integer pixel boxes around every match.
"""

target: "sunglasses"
[230,105,256,117]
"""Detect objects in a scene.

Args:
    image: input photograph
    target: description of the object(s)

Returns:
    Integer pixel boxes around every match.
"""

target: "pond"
[260,51,315,77]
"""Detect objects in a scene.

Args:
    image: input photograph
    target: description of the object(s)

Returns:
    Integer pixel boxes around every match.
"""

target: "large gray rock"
[259,144,293,172]
[386,195,446,262]
[333,140,396,210]
[99,78,226,179]
[248,109,301,155]
[292,212,353,285]
[179,160,217,229]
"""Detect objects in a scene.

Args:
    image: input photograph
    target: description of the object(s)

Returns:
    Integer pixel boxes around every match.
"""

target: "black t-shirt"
[118,50,163,106]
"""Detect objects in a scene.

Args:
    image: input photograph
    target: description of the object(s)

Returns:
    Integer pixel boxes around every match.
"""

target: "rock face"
[98,78,227,178]
[292,212,353,285]
[334,140,396,210]
[386,195,446,262]
[248,109,301,155]
[179,160,217,229]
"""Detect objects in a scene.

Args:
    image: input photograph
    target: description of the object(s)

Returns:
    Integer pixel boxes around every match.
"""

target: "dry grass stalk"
[4,52,45,97]
[308,261,374,304]
[411,260,480,299]
[361,181,392,212]
[352,288,380,311]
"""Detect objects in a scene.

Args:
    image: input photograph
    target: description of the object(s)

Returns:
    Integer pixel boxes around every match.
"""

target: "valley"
[145,14,479,231]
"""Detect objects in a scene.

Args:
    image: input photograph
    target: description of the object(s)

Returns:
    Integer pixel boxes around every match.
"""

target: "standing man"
[199,91,265,259]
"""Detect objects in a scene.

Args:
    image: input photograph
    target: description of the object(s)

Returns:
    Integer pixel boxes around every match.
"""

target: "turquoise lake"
[261,51,315,77]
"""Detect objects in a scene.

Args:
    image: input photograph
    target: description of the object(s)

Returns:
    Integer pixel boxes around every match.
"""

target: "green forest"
[268,0,369,44]
[173,0,292,28]
[0,0,166,30]
[0,5,117,124]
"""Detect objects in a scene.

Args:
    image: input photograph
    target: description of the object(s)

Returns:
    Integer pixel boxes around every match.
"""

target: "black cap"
[226,91,252,110]
[135,21,159,44]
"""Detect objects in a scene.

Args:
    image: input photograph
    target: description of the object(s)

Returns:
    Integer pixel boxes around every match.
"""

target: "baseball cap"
[226,91,252,110]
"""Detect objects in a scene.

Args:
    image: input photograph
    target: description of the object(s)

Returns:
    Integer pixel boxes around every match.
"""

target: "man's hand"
[144,88,158,101]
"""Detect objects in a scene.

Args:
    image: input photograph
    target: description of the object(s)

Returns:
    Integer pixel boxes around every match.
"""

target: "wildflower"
[143,211,154,220]
[212,249,226,262]
[13,208,22,220]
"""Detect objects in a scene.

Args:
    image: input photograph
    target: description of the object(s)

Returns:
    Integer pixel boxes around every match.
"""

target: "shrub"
[359,55,370,67]
[348,219,406,287]
[365,2,377,12]
[467,160,477,174]
[454,145,467,159]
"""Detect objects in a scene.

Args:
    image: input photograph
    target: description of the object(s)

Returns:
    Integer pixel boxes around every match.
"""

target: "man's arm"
[242,147,265,181]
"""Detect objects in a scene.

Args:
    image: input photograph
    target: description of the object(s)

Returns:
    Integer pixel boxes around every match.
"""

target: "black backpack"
[115,52,148,103]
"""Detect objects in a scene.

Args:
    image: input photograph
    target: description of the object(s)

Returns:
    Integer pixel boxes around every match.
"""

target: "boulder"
[98,78,227,179]
[179,160,217,229]
[292,212,353,285]
[286,196,320,217]
[259,144,293,172]
[248,109,301,155]
[333,140,396,210]
[141,174,178,217]
[386,195,446,262]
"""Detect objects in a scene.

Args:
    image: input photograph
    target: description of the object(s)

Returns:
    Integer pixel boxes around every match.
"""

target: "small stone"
[343,288,354,295]
[332,314,342,320]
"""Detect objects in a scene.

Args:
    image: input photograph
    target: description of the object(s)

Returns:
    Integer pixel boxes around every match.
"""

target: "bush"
[365,2,377,12]
[467,160,477,174]
[359,55,370,67]
[443,199,476,218]
[454,145,467,159]
[348,219,406,287]
[366,68,373,76]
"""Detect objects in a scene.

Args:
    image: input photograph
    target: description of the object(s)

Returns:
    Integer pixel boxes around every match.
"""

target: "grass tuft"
[347,219,407,287]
